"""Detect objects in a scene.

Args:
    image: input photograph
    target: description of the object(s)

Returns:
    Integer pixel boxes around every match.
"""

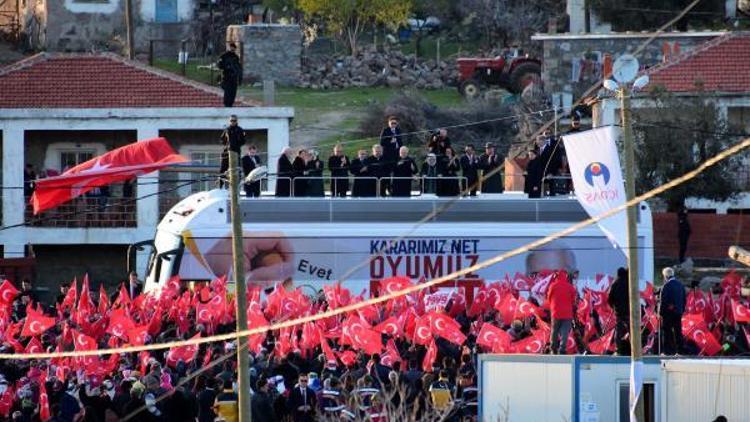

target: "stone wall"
[227,24,302,86]
[531,32,726,100]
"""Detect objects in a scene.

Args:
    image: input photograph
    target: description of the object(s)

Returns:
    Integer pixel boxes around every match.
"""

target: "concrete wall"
[531,32,726,101]
[24,130,136,171]
[227,24,302,86]
[41,0,194,52]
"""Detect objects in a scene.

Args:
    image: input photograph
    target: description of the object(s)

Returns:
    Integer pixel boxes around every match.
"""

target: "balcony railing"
[25,197,136,228]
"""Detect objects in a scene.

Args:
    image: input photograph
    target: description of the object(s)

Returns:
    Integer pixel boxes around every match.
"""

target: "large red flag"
[166,333,201,368]
[588,329,615,354]
[429,312,466,345]
[374,316,403,338]
[381,339,402,368]
[24,336,44,354]
[512,329,546,354]
[61,278,77,311]
[20,309,56,338]
[413,315,433,346]
[31,138,187,214]
[98,284,110,316]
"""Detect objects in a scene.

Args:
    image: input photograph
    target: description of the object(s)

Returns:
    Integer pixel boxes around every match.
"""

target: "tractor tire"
[460,79,483,100]
[509,62,541,94]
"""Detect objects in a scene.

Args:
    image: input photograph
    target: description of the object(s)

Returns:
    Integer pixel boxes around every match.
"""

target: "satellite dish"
[612,54,639,84]
[245,165,268,183]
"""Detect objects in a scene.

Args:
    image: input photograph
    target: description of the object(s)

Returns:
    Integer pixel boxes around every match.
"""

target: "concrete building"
[0,52,293,290]
[0,0,199,52]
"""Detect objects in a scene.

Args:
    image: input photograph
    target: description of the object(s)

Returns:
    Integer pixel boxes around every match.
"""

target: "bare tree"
[458,0,563,49]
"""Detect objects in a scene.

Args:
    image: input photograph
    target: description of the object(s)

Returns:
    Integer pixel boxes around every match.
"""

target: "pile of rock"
[299,47,458,89]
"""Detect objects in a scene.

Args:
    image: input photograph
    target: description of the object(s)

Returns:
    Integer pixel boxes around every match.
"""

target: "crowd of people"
[0,264,748,422]
[222,115,581,199]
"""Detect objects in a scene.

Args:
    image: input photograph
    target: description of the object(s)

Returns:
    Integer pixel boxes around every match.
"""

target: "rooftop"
[0,53,254,108]
[646,32,750,94]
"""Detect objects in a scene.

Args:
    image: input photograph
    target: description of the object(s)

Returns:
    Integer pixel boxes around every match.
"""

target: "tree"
[457,0,564,49]
[590,0,725,31]
[298,0,412,56]
[632,89,742,211]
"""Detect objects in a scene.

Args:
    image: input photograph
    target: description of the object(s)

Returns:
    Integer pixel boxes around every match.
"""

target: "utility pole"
[124,0,135,59]
[620,85,644,422]
[228,149,252,422]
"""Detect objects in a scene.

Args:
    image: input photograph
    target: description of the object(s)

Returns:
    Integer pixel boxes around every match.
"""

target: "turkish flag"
[319,330,338,364]
[24,336,44,354]
[413,315,433,346]
[429,312,466,345]
[588,329,615,354]
[339,350,357,367]
[0,280,19,306]
[98,284,110,316]
[688,328,722,356]
[374,315,403,338]
[39,369,50,421]
[511,272,534,291]
[379,276,412,296]
[21,309,56,337]
[166,333,201,368]
[127,325,149,346]
[514,298,543,319]
[495,293,518,326]
[112,284,131,310]
[381,339,402,368]
[72,329,98,351]
[422,339,438,372]
[107,309,135,340]
[731,300,750,323]
[61,278,77,311]
[577,289,592,324]
[31,137,187,214]
[477,322,512,352]
[687,290,707,314]
[351,325,382,355]
[512,329,546,354]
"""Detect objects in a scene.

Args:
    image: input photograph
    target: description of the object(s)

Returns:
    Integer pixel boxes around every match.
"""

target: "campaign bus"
[140,189,653,295]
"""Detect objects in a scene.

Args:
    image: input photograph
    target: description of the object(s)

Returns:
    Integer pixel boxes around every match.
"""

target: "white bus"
[140,189,653,294]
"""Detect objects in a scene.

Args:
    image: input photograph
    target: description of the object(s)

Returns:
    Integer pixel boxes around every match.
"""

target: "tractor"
[456,48,542,98]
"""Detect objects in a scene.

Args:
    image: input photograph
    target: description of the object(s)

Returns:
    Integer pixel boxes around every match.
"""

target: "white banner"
[563,126,629,258]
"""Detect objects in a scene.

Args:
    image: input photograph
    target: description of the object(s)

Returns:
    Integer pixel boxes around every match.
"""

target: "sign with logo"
[563,126,629,257]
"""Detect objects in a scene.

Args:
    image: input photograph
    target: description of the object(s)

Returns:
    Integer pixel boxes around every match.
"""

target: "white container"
[661,359,750,422]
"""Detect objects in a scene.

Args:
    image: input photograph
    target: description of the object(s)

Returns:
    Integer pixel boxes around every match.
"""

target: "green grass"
[239,86,463,110]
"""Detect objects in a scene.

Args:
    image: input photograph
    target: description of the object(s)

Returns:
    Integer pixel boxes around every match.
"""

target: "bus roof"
[235,197,640,224]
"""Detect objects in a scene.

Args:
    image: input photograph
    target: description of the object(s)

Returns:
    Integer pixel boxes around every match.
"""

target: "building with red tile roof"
[0,53,293,287]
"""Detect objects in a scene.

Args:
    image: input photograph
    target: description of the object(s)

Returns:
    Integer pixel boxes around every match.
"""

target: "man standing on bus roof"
[219,115,246,189]
[480,142,503,193]
[460,144,480,196]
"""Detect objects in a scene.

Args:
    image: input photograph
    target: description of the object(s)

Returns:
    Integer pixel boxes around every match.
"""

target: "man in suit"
[379,116,402,195]
[660,267,686,355]
[364,145,388,197]
[275,147,294,197]
[479,142,503,193]
[327,144,350,197]
[287,373,316,422]
[460,144,480,196]
[524,149,543,198]
[241,144,262,197]
[349,150,370,197]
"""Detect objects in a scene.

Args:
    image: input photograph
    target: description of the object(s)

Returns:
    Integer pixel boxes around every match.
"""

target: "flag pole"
[228,149,252,422]
[620,85,644,421]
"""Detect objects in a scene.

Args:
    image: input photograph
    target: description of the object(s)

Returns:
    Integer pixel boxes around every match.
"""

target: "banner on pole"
[563,126,629,258]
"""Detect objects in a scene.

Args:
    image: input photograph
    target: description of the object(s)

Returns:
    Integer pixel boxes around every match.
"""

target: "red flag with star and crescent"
[21,308,56,338]
[31,138,187,214]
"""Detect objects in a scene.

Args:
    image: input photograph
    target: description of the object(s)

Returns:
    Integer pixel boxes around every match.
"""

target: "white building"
[0,52,293,288]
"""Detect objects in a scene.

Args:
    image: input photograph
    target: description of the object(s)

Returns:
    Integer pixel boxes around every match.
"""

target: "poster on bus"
[180,232,644,293]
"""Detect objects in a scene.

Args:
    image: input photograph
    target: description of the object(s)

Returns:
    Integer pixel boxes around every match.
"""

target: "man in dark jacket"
[349,150,370,197]
[275,147,294,197]
[660,267,686,355]
[460,145,480,196]
[364,145,388,197]
[479,142,503,193]
[219,115,246,188]
[251,378,276,421]
[217,43,242,107]
[524,149,543,198]
[196,378,218,422]
[608,267,631,355]
[287,373,316,422]
[327,144,350,197]
[241,145,262,197]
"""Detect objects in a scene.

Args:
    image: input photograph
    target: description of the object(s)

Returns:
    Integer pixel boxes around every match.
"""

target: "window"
[155,0,179,23]
[60,151,95,172]
[190,151,221,193]
[618,382,655,422]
